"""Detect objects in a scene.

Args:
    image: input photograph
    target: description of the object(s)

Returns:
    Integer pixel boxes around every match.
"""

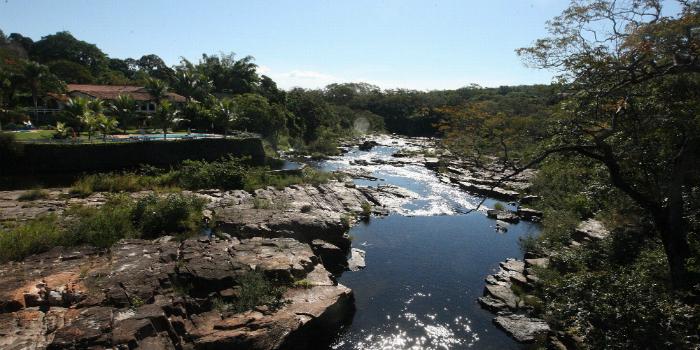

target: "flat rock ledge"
[478,258,550,344]
[0,180,417,349]
[480,219,610,347]
[0,237,354,350]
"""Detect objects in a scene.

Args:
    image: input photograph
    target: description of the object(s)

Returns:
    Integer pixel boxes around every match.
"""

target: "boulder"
[493,314,550,343]
[483,284,519,310]
[487,209,520,223]
[358,140,378,151]
[347,249,366,272]
[573,219,609,242]
[517,207,543,221]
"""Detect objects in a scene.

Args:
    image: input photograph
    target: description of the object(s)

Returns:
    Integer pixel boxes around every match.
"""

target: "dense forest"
[0,28,557,152]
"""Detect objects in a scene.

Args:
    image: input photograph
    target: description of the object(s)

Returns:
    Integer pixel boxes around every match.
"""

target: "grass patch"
[18,188,50,201]
[0,215,63,262]
[67,156,340,196]
[9,130,55,141]
[213,270,287,313]
[0,193,205,262]
[293,279,314,289]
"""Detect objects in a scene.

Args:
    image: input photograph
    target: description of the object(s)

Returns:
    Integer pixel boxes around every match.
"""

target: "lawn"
[10,130,55,140]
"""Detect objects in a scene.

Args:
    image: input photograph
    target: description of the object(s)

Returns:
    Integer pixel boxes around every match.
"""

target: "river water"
[315,136,539,350]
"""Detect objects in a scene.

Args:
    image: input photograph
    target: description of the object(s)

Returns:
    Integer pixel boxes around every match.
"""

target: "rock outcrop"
[0,237,353,350]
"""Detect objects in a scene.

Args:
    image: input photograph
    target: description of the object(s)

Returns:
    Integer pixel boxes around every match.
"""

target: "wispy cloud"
[264,68,340,89]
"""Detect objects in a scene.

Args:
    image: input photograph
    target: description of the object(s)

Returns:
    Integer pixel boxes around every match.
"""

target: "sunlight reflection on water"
[324,137,526,350]
[333,291,480,350]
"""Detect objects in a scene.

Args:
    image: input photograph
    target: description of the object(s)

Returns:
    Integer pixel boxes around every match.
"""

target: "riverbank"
[0,178,413,349]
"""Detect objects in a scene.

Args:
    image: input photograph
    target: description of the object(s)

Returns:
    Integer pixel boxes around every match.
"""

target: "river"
[314,135,540,350]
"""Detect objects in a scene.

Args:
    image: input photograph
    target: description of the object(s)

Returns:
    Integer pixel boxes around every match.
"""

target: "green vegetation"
[0,193,205,262]
[67,156,341,196]
[293,279,314,289]
[18,188,49,201]
[214,270,287,313]
[493,202,505,211]
[361,201,372,217]
[435,2,700,348]
[0,214,63,262]
[7,130,55,140]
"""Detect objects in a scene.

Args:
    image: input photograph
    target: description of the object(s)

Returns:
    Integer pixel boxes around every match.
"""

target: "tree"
[47,59,95,83]
[152,100,184,140]
[173,69,212,102]
[110,94,137,131]
[195,53,260,94]
[60,96,90,131]
[233,93,286,138]
[79,109,97,141]
[213,98,238,137]
[144,78,169,104]
[22,61,63,124]
[258,75,285,104]
[136,54,174,83]
[500,0,700,289]
[96,114,118,142]
[30,31,107,75]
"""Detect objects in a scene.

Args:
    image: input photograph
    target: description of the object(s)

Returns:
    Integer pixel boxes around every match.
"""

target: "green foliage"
[176,156,246,190]
[293,279,313,289]
[361,201,372,217]
[63,195,137,248]
[0,193,205,262]
[493,202,505,211]
[0,215,63,262]
[537,238,699,349]
[18,188,49,201]
[230,270,286,313]
[131,193,204,239]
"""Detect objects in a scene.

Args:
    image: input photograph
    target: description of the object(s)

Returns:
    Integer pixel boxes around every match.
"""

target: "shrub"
[69,177,95,197]
[538,245,699,349]
[176,156,247,190]
[293,279,313,289]
[18,188,49,201]
[361,201,372,217]
[494,202,505,211]
[131,193,205,239]
[63,195,136,248]
[0,215,63,262]
[231,270,286,313]
[252,197,272,209]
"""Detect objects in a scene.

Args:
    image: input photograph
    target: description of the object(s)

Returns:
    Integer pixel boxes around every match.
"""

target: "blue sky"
[0,0,571,90]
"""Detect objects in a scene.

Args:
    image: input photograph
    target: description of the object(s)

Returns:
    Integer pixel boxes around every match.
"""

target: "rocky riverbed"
[0,134,554,349]
[0,180,413,349]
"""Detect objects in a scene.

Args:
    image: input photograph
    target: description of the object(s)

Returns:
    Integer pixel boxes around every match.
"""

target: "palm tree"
[96,114,119,142]
[153,100,184,140]
[110,94,136,131]
[22,61,50,124]
[173,71,212,102]
[87,98,105,115]
[61,97,90,132]
[80,111,98,141]
[214,98,238,138]
[144,78,168,104]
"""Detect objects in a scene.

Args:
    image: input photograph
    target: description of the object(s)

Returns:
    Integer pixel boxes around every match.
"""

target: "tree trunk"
[659,158,691,289]
[659,226,690,290]
[32,91,38,125]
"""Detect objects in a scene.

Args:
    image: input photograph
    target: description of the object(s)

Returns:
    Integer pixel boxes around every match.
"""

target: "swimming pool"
[123,133,221,141]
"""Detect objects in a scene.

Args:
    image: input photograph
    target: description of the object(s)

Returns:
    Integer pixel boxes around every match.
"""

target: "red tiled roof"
[66,84,186,102]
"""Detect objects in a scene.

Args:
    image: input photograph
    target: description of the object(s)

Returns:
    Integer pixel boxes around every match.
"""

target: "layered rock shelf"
[0,180,412,349]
